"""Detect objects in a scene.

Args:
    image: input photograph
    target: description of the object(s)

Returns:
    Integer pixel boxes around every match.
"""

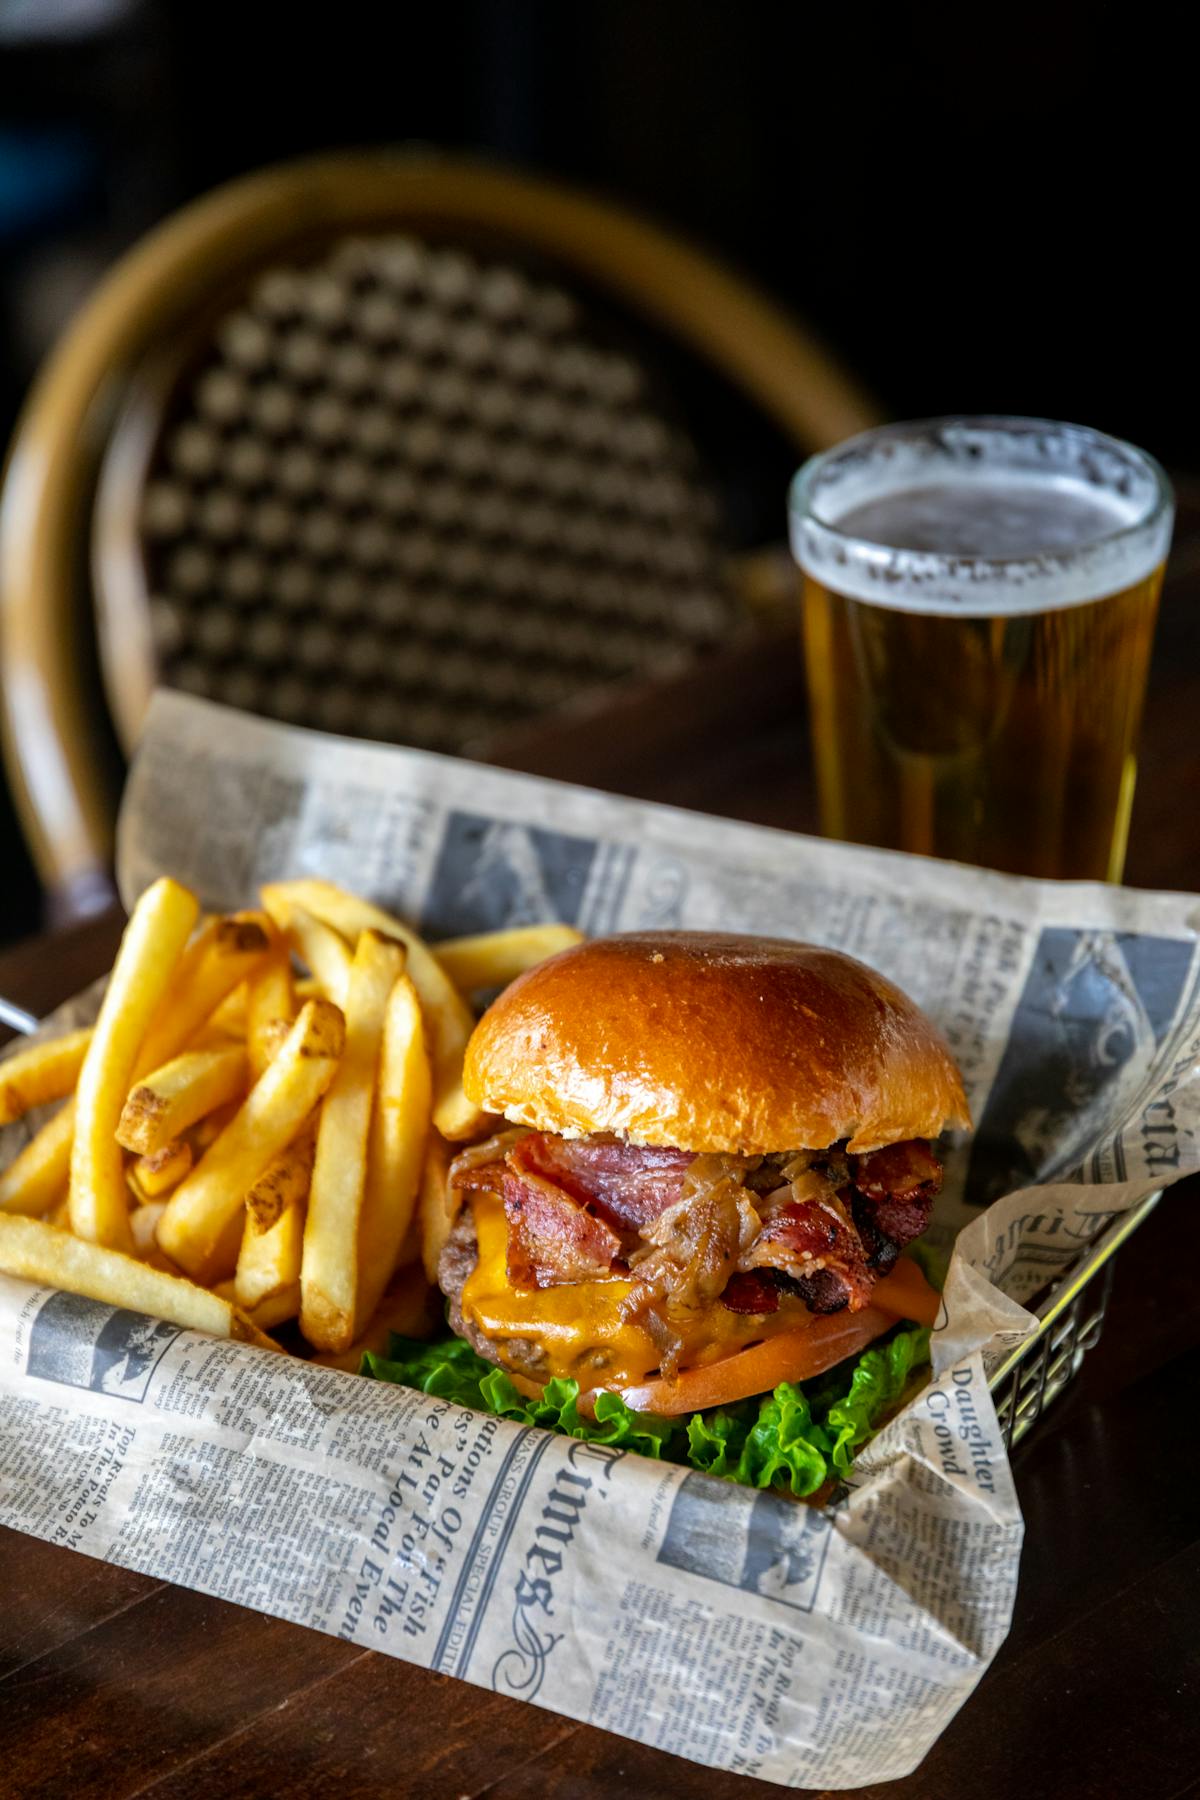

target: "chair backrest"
[0,152,880,915]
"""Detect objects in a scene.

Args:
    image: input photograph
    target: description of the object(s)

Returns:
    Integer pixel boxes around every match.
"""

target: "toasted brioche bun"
[463,931,969,1155]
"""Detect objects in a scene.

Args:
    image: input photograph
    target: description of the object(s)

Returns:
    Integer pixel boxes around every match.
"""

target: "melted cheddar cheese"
[460,1193,814,1387]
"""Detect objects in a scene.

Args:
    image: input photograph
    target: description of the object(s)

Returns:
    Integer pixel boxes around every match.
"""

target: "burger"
[434,931,969,1436]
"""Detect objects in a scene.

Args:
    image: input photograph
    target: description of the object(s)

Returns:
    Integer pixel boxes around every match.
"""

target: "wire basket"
[987,1191,1159,1450]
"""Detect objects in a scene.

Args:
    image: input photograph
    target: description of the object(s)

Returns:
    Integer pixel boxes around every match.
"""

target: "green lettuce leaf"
[822,1325,930,1474]
[362,1320,932,1499]
[686,1383,833,1497]
[362,1332,498,1410]
[363,1335,683,1459]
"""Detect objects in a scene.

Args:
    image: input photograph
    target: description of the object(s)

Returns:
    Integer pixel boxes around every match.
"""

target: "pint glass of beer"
[790,418,1173,880]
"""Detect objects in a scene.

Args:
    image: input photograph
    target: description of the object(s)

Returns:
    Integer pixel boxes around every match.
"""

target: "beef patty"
[438,1207,549,1380]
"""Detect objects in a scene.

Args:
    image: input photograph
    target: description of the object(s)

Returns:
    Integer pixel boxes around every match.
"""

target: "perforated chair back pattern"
[114,236,734,753]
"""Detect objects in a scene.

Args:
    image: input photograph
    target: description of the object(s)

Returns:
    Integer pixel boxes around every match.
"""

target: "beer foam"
[790,418,1173,615]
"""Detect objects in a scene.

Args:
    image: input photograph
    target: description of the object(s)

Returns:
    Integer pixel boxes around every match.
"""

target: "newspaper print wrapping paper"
[4,690,1200,1788]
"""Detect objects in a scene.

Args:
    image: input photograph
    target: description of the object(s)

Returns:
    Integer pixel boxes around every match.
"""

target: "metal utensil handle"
[0,995,40,1037]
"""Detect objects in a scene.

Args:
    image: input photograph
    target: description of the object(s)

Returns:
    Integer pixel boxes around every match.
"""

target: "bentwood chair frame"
[0,151,880,918]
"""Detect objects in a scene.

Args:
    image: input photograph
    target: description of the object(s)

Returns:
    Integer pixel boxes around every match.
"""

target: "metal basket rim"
[986,1188,1161,1393]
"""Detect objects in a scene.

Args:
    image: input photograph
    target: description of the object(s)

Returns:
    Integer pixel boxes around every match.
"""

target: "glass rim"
[789,415,1174,616]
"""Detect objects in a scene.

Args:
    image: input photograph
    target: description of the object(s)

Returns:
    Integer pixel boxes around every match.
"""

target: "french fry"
[133,914,227,1055]
[70,878,200,1250]
[187,1098,240,1152]
[244,1122,316,1233]
[117,1045,248,1156]
[313,1263,442,1371]
[300,931,406,1351]
[208,983,249,1037]
[136,911,273,1075]
[237,1182,306,1310]
[141,1135,244,1282]
[237,1123,316,1310]
[211,1199,253,1283]
[265,901,352,1009]
[0,1028,93,1126]
[254,1017,293,1069]
[354,973,432,1336]
[247,1282,301,1330]
[189,1024,246,1052]
[435,925,583,994]
[157,999,344,1282]
[261,880,484,1140]
[142,911,218,1006]
[129,1139,193,1201]
[418,1133,454,1285]
[214,1277,301,1332]
[246,956,296,1080]
[0,1214,278,1348]
[130,1199,168,1256]
[0,1098,75,1217]
[395,1204,421,1272]
[48,1193,71,1229]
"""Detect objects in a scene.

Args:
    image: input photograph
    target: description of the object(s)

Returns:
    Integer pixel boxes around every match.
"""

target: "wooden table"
[4,539,1200,1797]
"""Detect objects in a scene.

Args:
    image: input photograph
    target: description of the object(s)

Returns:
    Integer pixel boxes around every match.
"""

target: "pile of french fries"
[0,877,579,1367]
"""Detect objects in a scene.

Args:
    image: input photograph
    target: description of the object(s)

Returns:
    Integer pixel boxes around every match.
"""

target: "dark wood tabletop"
[4,516,1200,1799]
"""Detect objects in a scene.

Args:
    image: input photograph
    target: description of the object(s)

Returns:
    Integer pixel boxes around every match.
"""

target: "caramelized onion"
[448,1127,531,1183]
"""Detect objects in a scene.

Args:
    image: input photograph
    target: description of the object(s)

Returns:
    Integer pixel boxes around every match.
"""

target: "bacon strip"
[501,1169,622,1289]
[850,1141,942,1266]
[452,1127,941,1316]
[738,1190,873,1312]
[720,1271,780,1315]
[509,1134,692,1232]
[851,1141,942,1207]
[448,1128,532,1199]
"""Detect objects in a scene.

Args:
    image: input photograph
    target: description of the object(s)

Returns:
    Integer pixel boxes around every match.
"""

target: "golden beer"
[791,420,1173,881]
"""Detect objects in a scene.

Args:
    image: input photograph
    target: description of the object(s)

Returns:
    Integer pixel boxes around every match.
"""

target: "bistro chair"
[0,152,879,918]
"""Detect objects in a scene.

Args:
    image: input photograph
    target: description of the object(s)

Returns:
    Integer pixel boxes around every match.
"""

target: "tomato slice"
[610,1256,940,1415]
[870,1255,941,1326]
[616,1302,898,1415]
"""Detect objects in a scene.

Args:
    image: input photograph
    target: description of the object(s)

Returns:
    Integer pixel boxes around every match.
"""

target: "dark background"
[0,0,1190,945]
